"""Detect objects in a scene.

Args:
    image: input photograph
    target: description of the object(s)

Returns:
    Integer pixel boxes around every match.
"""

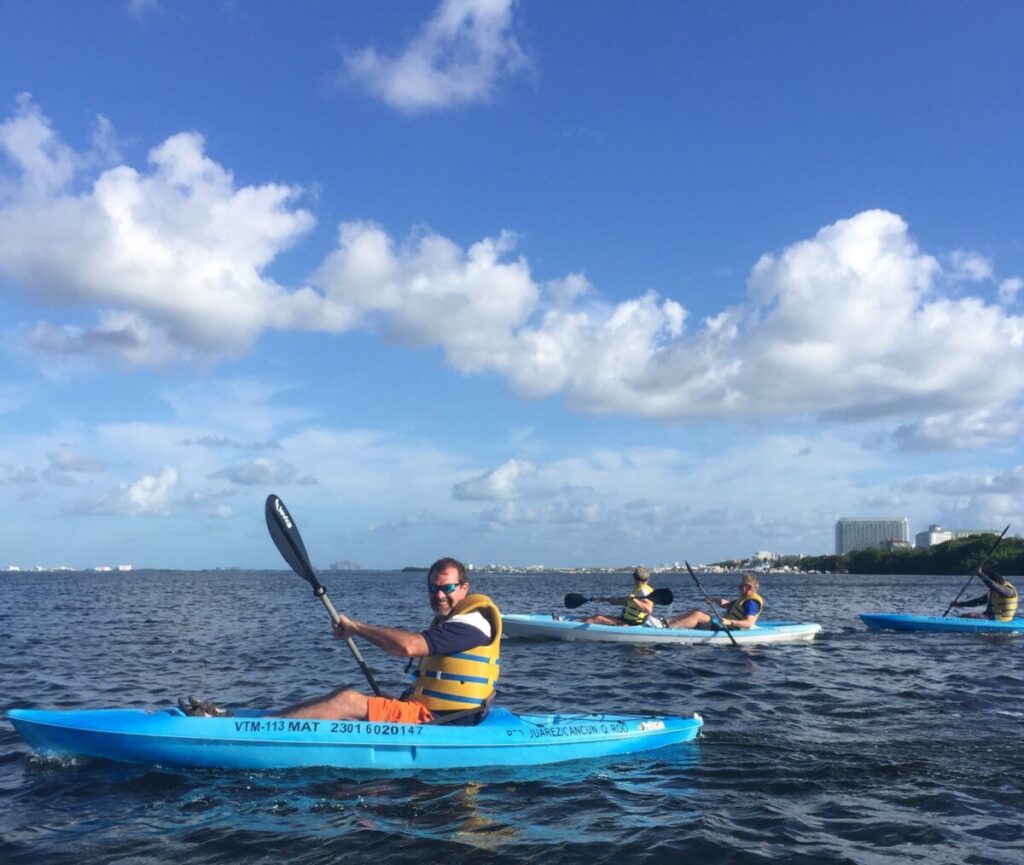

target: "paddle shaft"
[942,525,1010,618]
[564,588,673,609]
[265,494,384,696]
[313,585,384,697]
[685,561,740,647]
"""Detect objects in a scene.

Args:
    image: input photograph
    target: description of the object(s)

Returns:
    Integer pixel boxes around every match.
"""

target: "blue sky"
[1,0,1023,570]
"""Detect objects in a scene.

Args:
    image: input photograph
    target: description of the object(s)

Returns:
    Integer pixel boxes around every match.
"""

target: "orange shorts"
[366,697,434,724]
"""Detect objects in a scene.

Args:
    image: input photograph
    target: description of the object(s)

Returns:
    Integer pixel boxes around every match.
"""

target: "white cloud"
[3,370,1016,565]
[83,465,179,515]
[999,276,1023,306]
[892,408,1024,451]
[312,223,538,370]
[889,465,1024,540]
[4,101,1024,447]
[313,209,1024,432]
[0,97,317,366]
[948,249,993,283]
[340,0,531,112]
[923,465,1024,497]
[453,458,535,500]
[0,464,37,484]
[208,457,298,486]
[42,448,106,486]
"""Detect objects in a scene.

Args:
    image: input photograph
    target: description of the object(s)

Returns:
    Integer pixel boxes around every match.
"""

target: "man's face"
[428,566,468,617]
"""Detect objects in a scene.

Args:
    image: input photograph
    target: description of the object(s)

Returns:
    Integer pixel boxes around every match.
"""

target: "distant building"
[835,517,909,555]
[915,524,999,549]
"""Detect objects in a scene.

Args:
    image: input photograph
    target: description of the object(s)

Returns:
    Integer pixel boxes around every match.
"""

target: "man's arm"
[951,594,988,608]
[977,574,1015,598]
[334,614,429,657]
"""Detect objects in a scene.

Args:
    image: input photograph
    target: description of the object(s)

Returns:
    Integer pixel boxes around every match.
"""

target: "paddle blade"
[651,587,674,605]
[265,494,320,589]
[564,593,588,609]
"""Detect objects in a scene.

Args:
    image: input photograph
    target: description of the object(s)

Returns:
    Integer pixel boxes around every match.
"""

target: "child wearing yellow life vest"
[582,566,657,626]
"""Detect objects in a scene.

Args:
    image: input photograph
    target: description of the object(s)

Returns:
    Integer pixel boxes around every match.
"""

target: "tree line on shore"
[785,533,1023,576]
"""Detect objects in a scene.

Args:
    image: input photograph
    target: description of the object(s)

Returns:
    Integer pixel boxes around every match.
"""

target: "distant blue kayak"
[503,614,822,645]
[860,613,1024,634]
[6,706,703,771]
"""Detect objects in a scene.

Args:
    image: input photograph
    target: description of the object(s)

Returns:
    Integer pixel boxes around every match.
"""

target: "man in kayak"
[581,566,658,626]
[275,557,500,725]
[665,574,764,630]
[949,567,1018,621]
[181,558,501,724]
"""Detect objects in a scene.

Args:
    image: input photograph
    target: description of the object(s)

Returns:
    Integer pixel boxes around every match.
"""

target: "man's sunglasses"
[428,582,462,595]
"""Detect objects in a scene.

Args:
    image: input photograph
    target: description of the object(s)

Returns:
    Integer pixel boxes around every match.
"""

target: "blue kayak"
[503,614,821,645]
[860,613,1024,634]
[6,706,703,770]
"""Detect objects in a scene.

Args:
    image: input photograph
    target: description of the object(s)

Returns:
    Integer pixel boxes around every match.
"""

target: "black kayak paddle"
[685,560,740,647]
[265,494,384,696]
[564,587,674,609]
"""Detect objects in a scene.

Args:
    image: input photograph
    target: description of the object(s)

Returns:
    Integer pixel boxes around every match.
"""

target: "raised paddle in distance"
[564,588,674,609]
[942,524,1010,618]
[684,561,740,647]
[265,494,384,696]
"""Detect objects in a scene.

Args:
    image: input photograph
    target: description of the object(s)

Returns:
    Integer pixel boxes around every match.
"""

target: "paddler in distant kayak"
[581,566,658,626]
[665,573,764,630]
[949,567,1018,621]
[181,557,500,725]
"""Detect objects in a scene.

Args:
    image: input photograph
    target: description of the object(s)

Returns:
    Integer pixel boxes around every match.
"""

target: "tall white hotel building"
[835,518,910,555]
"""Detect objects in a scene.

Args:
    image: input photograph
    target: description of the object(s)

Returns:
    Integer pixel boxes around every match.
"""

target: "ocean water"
[2,569,1022,864]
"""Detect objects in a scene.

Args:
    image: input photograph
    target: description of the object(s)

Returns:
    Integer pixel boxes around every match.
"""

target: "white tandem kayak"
[502,614,822,645]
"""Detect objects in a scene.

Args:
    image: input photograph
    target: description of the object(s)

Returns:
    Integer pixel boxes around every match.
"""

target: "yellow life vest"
[725,591,764,622]
[410,593,502,711]
[989,583,1018,622]
[622,583,654,625]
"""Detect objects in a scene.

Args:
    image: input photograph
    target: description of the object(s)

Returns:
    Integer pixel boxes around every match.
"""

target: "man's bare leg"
[275,687,369,720]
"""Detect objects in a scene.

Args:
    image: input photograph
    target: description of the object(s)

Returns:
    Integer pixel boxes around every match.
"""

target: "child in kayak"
[581,566,657,626]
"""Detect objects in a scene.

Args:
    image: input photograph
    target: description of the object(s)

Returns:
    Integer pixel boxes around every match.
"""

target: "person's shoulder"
[448,610,492,637]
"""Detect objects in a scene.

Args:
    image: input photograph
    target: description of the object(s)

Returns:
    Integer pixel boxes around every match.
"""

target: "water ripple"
[2,570,1023,864]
